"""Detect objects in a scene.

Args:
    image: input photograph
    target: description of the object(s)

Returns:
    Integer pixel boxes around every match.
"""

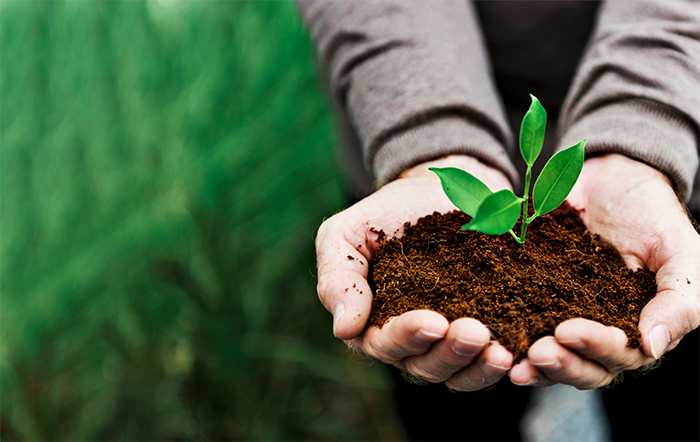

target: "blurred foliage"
[1,1,402,440]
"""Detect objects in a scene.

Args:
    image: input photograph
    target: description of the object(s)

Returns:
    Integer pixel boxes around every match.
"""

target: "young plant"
[430,95,586,247]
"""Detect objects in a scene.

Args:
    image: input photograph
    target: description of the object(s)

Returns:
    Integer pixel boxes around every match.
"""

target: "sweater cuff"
[372,117,520,188]
[558,99,699,202]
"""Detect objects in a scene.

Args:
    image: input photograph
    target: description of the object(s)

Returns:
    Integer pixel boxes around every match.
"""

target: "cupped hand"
[510,154,700,389]
[316,155,515,391]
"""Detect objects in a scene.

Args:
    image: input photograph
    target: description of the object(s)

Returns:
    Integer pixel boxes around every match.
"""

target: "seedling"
[430,95,586,247]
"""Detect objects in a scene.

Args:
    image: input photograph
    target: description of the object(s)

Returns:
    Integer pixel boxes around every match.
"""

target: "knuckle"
[362,338,394,364]
[576,384,600,391]
[580,377,608,390]
[316,277,335,306]
[445,376,488,392]
[400,370,430,386]
[344,340,369,361]
[316,260,338,282]
[361,339,381,360]
[316,271,336,290]
[605,372,626,388]
[578,374,615,391]
[444,378,467,392]
[554,363,609,390]
[608,359,635,374]
[404,360,447,383]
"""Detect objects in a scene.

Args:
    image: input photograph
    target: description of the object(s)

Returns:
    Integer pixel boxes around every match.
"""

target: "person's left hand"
[509,153,700,389]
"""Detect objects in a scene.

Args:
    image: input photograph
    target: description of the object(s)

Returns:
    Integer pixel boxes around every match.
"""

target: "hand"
[316,155,516,391]
[509,154,700,389]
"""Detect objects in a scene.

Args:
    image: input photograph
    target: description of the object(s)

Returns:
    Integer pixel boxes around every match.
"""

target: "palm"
[510,154,700,389]
[316,156,517,391]
[570,154,700,351]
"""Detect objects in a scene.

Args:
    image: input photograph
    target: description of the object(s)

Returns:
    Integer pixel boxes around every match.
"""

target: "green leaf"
[520,95,547,167]
[429,167,492,217]
[533,139,586,216]
[462,189,521,235]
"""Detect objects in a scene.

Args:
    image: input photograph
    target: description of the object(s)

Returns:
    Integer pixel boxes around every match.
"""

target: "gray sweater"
[297,0,700,207]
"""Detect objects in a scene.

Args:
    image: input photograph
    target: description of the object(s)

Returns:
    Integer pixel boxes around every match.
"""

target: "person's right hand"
[316,155,516,391]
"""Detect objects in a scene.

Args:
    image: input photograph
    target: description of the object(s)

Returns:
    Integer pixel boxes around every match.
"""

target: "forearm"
[296,0,519,188]
[558,0,700,201]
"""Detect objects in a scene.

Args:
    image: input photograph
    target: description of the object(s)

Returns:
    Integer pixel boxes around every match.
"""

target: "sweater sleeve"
[557,0,700,201]
[295,0,519,187]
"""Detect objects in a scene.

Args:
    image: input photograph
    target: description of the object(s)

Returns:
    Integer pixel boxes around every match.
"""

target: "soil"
[367,201,657,362]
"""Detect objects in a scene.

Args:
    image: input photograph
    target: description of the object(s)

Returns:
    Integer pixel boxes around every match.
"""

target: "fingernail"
[482,361,509,376]
[452,337,485,356]
[650,324,670,359]
[531,359,562,371]
[413,328,444,344]
[511,378,534,386]
[332,302,345,337]
[557,338,584,349]
[512,377,546,387]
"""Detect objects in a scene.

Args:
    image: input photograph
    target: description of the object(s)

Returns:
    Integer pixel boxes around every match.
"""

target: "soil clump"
[368,201,657,361]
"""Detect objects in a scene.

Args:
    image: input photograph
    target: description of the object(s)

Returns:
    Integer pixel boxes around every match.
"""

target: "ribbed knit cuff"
[372,117,520,188]
[558,99,699,202]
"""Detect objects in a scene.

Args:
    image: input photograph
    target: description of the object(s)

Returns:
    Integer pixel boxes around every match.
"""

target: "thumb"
[637,217,700,359]
[316,219,374,340]
[323,278,373,340]
[639,271,700,359]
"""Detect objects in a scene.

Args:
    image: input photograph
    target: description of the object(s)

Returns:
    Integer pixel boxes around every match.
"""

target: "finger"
[351,310,449,364]
[639,268,700,359]
[445,341,513,392]
[633,205,700,359]
[555,318,655,372]
[401,318,490,383]
[509,359,556,387]
[315,216,374,340]
[529,336,617,390]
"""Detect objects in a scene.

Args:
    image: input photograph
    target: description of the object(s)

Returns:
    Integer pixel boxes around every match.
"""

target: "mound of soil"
[367,202,657,361]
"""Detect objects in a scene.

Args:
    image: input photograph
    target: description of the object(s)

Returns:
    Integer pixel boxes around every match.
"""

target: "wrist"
[583,154,671,184]
[400,155,513,192]
[579,154,674,202]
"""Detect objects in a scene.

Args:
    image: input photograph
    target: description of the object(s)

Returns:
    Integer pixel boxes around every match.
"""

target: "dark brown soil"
[367,202,657,361]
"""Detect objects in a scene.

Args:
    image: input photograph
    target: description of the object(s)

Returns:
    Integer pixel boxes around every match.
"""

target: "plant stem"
[520,216,532,247]
[518,166,533,247]
[508,229,523,244]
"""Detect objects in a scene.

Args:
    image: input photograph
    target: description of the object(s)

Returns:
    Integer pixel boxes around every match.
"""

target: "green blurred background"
[1,1,403,440]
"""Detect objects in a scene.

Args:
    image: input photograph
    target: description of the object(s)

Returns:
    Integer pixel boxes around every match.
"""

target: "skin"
[316,153,700,391]
[316,155,514,391]
[510,153,700,388]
